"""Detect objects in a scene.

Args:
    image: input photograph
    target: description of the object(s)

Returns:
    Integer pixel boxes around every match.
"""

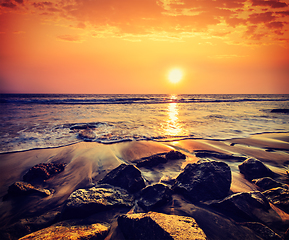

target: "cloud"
[1,0,16,8]
[57,34,83,42]
[251,0,288,8]
[248,12,276,24]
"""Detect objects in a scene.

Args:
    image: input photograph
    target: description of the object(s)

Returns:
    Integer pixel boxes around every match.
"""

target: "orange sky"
[0,0,289,94]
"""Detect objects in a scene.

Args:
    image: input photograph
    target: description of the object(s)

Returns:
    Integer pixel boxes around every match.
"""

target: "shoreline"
[0,132,289,239]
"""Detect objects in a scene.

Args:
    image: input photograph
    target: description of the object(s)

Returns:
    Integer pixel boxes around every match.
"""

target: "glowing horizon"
[0,0,289,94]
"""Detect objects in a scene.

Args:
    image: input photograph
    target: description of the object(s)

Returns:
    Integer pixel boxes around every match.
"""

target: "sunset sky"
[0,0,289,94]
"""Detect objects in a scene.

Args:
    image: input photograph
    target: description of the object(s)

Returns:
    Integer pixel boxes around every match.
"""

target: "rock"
[70,123,98,130]
[7,181,51,197]
[172,160,231,202]
[271,109,289,114]
[78,129,96,140]
[208,191,272,222]
[62,184,134,220]
[262,187,289,213]
[98,164,146,193]
[165,150,186,160]
[252,177,288,191]
[135,155,167,168]
[118,211,207,240]
[19,221,110,240]
[238,158,276,181]
[195,150,246,161]
[137,183,172,211]
[242,222,282,240]
[23,162,66,182]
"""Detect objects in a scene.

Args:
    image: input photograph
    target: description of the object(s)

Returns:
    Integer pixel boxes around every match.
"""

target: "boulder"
[172,160,231,202]
[242,222,282,240]
[7,181,51,197]
[137,183,172,211]
[23,162,66,182]
[78,129,96,140]
[165,150,186,161]
[195,150,246,161]
[262,187,289,213]
[208,191,271,222]
[118,211,207,240]
[252,177,288,191]
[98,164,146,193]
[19,221,110,240]
[238,158,276,181]
[62,184,134,220]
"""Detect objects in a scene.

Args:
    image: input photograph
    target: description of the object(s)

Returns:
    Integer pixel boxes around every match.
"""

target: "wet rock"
[118,211,207,240]
[238,158,276,181]
[62,184,134,220]
[23,162,66,183]
[262,187,289,213]
[70,123,98,130]
[195,150,246,161]
[242,222,282,240]
[172,160,231,202]
[208,191,272,222]
[78,129,96,140]
[137,183,172,211]
[7,181,51,198]
[165,150,186,160]
[135,155,167,168]
[19,220,110,240]
[252,177,288,191]
[98,164,145,193]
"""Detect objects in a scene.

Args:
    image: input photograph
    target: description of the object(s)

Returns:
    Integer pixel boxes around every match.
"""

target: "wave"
[1,94,289,105]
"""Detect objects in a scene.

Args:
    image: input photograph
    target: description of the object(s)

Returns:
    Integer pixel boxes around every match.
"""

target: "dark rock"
[78,128,96,140]
[208,191,271,222]
[238,158,276,181]
[271,109,289,114]
[136,155,167,168]
[118,211,207,240]
[165,150,186,160]
[262,187,289,213]
[23,162,66,183]
[19,220,110,240]
[98,164,146,193]
[137,183,172,211]
[62,184,134,220]
[172,160,231,202]
[195,150,246,161]
[69,123,99,130]
[252,177,288,191]
[242,222,282,240]
[7,181,51,197]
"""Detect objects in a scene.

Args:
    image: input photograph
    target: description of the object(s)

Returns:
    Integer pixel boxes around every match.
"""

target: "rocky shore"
[0,133,289,239]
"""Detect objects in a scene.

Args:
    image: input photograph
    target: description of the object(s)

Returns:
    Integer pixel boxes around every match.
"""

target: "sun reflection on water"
[165,95,182,137]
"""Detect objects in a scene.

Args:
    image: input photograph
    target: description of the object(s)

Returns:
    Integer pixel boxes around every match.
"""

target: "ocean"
[0,94,289,153]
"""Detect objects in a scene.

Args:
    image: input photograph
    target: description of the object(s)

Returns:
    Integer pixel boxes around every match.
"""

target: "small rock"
[262,187,289,213]
[271,109,289,114]
[252,177,288,191]
[242,222,282,240]
[208,191,271,222]
[195,150,246,161]
[19,221,110,240]
[138,183,172,211]
[136,155,167,168]
[118,211,207,240]
[62,184,134,220]
[165,150,186,160]
[23,162,66,183]
[238,158,276,181]
[78,129,96,140]
[7,181,51,197]
[98,164,146,193]
[173,160,231,202]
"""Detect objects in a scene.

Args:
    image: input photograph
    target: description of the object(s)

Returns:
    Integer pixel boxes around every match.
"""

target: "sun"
[168,69,183,84]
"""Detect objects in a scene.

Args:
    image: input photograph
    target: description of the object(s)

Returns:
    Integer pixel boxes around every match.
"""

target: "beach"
[0,132,289,239]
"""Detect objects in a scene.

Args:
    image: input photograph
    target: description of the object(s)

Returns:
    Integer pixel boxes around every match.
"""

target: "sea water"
[0,94,289,153]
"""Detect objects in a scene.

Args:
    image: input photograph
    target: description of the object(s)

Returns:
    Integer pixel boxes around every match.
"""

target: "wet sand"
[0,133,289,239]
